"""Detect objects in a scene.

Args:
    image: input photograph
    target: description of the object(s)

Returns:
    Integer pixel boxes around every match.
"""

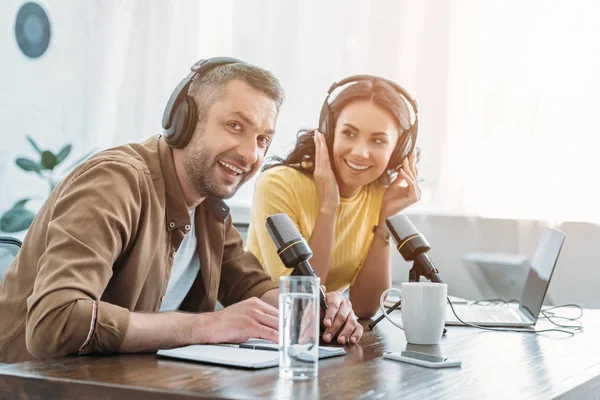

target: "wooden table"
[1,309,599,399]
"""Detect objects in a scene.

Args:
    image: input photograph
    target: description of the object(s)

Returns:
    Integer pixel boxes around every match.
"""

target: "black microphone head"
[265,213,299,251]
[386,214,431,261]
[265,213,312,268]
[386,214,419,238]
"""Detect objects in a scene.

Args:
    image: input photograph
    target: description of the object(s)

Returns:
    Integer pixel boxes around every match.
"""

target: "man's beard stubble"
[181,138,251,200]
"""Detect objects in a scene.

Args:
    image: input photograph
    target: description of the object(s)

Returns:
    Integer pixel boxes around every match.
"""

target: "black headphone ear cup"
[318,97,330,135]
[179,96,198,148]
[322,110,338,177]
[319,113,329,134]
[324,111,335,150]
[166,96,197,148]
[317,100,337,168]
[164,98,187,147]
[387,127,413,170]
[163,103,179,146]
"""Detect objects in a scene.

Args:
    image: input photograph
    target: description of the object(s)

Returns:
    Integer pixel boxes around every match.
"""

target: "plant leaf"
[55,144,72,164]
[64,149,96,171]
[0,207,36,233]
[13,198,31,208]
[16,157,42,172]
[41,151,58,170]
[27,136,43,155]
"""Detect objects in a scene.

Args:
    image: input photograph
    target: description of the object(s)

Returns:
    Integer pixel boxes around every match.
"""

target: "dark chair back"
[0,236,22,281]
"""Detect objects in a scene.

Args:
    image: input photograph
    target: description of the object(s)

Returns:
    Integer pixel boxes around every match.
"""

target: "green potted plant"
[0,137,94,233]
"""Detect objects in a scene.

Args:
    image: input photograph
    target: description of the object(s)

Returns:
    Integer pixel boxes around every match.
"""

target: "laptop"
[445,228,565,327]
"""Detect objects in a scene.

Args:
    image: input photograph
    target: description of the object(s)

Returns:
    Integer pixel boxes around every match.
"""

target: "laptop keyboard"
[450,306,528,323]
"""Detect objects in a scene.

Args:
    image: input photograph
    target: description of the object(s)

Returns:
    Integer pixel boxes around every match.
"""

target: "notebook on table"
[157,339,346,369]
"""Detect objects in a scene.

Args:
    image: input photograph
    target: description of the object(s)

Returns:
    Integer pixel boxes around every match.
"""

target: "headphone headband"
[326,75,419,118]
[162,57,245,147]
[162,57,245,131]
[318,75,420,176]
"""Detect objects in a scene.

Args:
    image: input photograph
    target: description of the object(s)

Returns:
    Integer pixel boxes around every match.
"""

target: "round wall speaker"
[15,2,51,59]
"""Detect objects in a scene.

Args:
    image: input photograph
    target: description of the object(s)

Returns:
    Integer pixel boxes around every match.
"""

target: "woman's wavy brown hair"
[263,79,416,186]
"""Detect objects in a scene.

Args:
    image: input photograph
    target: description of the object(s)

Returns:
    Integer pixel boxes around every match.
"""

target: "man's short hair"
[188,63,284,126]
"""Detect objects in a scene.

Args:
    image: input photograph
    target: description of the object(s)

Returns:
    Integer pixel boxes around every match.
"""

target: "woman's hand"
[313,130,340,212]
[380,151,421,219]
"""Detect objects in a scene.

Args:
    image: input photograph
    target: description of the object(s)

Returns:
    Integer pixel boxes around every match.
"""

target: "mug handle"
[379,288,404,330]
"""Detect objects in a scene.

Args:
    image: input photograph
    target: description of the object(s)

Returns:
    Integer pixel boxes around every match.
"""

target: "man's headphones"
[318,75,419,168]
[162,57,246,148]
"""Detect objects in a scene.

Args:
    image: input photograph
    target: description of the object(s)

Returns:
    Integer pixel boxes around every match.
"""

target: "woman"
[246,76,421,320]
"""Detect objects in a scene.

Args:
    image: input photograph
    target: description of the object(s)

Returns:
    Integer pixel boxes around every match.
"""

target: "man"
[0,59,363,363]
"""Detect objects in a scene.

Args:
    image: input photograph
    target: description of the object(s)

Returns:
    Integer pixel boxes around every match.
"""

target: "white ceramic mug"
[379,282,448,345]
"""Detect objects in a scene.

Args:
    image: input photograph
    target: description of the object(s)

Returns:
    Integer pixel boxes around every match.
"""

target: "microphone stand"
[411,254,443,283]
[408,264,421,283]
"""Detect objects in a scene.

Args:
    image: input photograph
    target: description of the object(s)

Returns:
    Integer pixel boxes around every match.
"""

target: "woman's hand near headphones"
[314,130,340,212]
[380,151,421,219]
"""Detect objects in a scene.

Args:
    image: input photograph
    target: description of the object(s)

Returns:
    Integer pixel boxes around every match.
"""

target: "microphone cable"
[469,298,584,330]
[373,297,584,337]
[445,299,583,336]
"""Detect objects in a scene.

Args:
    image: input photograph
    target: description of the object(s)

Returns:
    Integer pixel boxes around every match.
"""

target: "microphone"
[385,214,443,283]
[265,213,328,311]
[369,214,446,331]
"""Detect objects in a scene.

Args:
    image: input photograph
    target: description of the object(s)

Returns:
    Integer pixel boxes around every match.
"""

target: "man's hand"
[203,297,279,344]
[119,298,278,353]
[321,289,364,345]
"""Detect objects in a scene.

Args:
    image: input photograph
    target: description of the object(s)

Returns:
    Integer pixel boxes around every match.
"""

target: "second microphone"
[265,213,328,311]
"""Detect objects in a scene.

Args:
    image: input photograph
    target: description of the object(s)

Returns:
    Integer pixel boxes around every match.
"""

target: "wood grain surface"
[1,309,598,399]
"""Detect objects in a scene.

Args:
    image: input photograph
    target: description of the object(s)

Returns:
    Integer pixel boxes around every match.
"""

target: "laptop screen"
[519,228,566,321]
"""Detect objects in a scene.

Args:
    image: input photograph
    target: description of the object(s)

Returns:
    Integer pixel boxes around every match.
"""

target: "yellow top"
[246,165,385,293]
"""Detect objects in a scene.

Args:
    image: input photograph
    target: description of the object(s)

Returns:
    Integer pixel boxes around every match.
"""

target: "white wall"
[0,0,91,227]
[0,0,452,218]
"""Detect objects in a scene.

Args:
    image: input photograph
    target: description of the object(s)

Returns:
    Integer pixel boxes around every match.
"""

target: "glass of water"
[279,275,320,380]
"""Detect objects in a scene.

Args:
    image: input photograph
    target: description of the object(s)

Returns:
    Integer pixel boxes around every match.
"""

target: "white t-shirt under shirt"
[160,209,201,312]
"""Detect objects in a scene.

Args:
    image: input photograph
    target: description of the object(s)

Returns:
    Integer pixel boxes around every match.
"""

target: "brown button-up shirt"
[0,135,277,363]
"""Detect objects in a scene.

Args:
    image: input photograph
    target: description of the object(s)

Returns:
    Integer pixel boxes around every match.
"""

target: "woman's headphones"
[318,75,419,168]
[162,57,246,148]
